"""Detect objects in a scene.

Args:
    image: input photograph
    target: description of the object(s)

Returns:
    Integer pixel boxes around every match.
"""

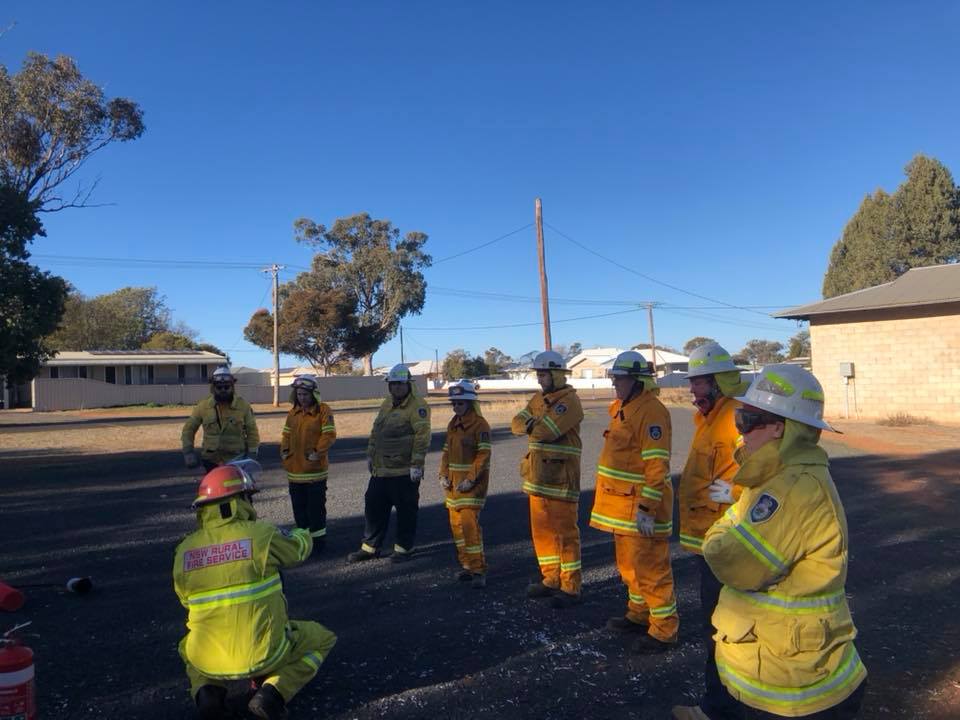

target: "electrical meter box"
[839,362,855,378]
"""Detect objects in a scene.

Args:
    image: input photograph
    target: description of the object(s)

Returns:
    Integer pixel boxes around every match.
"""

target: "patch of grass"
[878,412,931,427]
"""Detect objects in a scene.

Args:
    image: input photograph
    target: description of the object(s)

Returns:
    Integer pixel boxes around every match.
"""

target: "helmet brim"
[734,395,840,433]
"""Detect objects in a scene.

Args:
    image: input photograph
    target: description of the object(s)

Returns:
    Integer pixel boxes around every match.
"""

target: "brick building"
[776,264,960,422]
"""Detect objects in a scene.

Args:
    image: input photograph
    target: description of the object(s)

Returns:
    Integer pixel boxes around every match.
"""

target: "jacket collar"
[733,441,783,488]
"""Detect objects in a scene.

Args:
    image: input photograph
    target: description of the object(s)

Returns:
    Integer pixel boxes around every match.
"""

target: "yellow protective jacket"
[367,391,431,477]
[440,410,492,511]
[173,498,312,679]
[181,395,260,465]
[281,402,337,483]
[678,395,744,554]
[511,385,583,503]
[704,422,867,717]
[589,390,672,536]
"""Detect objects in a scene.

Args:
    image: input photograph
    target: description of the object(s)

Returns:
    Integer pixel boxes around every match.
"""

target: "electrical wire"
[406,307,642,331]
[431,223,534,264]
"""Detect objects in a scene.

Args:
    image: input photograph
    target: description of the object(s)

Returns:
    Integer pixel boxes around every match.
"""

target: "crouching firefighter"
[173,460,337,720]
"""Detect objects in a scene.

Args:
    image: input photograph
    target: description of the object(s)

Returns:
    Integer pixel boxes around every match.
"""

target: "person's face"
[612,374,637,401]
[388,381,409,402]
[213,381,234,402]
[296,387,315,406]
[536,370,554,393]
[735,406,785,454]
[689,376,718,415]
[451,399,470,417]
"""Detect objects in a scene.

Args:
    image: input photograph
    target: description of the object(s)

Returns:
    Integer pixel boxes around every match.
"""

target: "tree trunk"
[363,354,373,376]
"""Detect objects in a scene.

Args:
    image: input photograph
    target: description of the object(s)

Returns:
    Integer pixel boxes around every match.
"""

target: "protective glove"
[456,478,476,493]
[440,475,452,490]
[636,509,655,537]
[280,448,291,461]
[708,479,735,504]
[525,417,536,434]
[307,451,321,462]
[183,452,199,469]
[410,466,424,483]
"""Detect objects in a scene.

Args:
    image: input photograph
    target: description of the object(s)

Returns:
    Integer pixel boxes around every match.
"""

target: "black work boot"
[631,633,676,655]
[248,683,287,720]
[606,615,648,634]
[526,582,558,599]
[194,684,227,720]
[550,591,582,609]
[457,568,473,582]
[346,548,379,563]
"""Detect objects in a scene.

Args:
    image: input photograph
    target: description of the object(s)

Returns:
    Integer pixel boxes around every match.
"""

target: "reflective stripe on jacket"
[510,385,583,502]
[589,391,673,536]
[173,498,312,679]
[281,402,336,483]
[367,392,431,477]
[704,434,866,716]
[440,410,491,510]
[678,395,743,553]
[181,395,260,464]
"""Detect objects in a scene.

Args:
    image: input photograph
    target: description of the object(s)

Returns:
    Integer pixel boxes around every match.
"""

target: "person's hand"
[456,478,475,493]
[708,479,734,504]
[636,510,655,537]
[440,475,452,490]
[307,451,321,462]
[280,449,291,461]
[184,452,199,469]
[525,417,536,434]
[410,466,424,483]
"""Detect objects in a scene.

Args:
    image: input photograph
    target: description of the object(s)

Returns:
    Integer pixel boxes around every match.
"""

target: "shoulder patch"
[649,425,662,440]
[479,431,490,443]
[555,403,567,414]
[418,407,427,418]
[749,493,780,524]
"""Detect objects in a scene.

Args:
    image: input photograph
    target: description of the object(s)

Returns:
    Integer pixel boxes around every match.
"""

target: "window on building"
[201,364,208,380]
[178,365,186,381]
[79,366,87,379]
[147,366,155,385]
[50,367,59,379]
[105,367,116,384]
[124,366,132,385]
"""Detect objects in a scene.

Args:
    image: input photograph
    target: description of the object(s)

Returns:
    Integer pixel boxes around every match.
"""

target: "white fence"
[30,376,428,412]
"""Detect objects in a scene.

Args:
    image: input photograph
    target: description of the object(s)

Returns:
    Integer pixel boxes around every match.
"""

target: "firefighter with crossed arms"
[181,366,260,472]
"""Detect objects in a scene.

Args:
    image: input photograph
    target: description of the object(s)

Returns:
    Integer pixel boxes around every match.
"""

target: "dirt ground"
[2,406,958,719]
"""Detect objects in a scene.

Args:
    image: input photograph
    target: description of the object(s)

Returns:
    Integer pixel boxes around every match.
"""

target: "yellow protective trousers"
[614,534,678,642]
[529,495,582,595]
[448,507,485,573]
[182,620,337,703]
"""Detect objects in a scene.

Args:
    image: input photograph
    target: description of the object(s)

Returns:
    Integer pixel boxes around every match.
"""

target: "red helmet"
[193,463,259,508]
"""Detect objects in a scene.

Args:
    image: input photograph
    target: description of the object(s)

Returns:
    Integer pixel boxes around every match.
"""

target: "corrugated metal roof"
[46,350,226,366]
[775,264,960,319]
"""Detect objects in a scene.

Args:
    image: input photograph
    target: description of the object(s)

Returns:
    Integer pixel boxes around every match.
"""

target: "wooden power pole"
[262,264,284,407]
[646,302,660,375]
[535,198,553,350]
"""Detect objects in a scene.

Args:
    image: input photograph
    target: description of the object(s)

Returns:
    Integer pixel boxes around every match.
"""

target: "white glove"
[410,467,424,482]
[183,452,199,469]
[636,510,655,537]
[456,478,475,493]
[708,479,735,504]
[280,448,291,460]
[440,475,452,490]
[307,451,321,462]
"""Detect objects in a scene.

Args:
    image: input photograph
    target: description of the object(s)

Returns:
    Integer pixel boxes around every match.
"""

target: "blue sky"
[5,2,960,369]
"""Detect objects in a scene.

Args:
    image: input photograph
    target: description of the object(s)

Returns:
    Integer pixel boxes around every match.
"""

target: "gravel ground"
[2,404,958,719]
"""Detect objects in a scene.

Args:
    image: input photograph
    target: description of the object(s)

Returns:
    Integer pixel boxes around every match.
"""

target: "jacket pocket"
[539,458,568,484]
[712,603,757,644]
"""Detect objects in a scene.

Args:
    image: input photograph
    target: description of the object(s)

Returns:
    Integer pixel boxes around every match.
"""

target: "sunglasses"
[734,408,782,435]
[451,399,469,406]
[213,383,233,390]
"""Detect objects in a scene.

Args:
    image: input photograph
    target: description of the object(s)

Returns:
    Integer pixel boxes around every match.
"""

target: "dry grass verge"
[877,412,932,427]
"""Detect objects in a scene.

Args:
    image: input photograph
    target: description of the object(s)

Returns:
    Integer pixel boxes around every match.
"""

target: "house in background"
[568,346,690,380]
[776,263,960,422]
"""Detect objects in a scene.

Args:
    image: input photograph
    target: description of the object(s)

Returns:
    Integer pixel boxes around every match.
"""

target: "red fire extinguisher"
[0,622,36,720]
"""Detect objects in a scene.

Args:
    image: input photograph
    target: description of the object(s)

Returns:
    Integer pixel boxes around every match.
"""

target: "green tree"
[195,342,230,364]
[244,286,357,376]
[0,184,68,385]
[47,286,173,350]
[0,52,145,210]
[463,355,488,378]
[483,347,511,374]
[740,339,785,367]
[442,349,469,381]
[823,155,960,298]
[141,331,196,350]
[294,212,431,374]
[683,336,717,356]
[787,330,810,359]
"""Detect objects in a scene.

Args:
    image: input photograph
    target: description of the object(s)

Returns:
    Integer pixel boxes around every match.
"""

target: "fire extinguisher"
[0,622,36,720]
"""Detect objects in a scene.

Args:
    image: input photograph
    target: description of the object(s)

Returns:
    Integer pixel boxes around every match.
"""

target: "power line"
[544,222,773,317]
[431,223,534,264]
[406,307,642,331]
[658,306,793,333]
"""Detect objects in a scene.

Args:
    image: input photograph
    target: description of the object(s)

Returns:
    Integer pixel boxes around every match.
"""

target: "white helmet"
[447,379,478,402]
[292,374,319,390]
[686,342,737,378]
[607,350,653,377]
[530,350,570,372]
[736,364,836,432]
[211,366,236,383]
[386,364,412,383]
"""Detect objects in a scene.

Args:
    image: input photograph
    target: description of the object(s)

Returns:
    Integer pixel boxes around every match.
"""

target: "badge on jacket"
[649,425,662,440]
[750,493,780,523]
[555,403,567,414]
[418,408,427,418]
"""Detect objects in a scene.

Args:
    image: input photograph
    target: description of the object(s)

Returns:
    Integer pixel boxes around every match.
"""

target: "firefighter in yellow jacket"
[439,379,491,589]
[181,366,260,472]
[673,364,866,720]
[281,374,336,553]
[348,364,431,563]
[511,350,584,608]
[589,350,679,653]
[174,461,336,720]
[678,342,748,713]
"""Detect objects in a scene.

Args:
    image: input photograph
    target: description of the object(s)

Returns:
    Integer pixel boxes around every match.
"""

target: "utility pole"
[435,348,440,383]
[262,264,284,407]
[399,325,405,364]
[646,302,660,375]
[535,197,553,350]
